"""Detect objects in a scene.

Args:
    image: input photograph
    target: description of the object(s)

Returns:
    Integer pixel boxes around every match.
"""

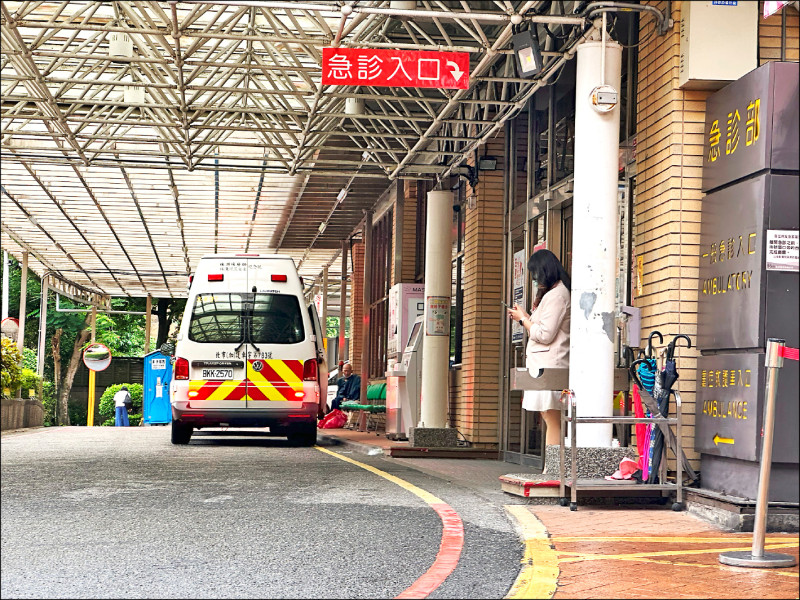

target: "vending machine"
[386,316,424,440]
[386,283,425,371]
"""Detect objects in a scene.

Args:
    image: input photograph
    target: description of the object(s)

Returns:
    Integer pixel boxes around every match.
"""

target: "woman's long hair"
[528,249,571,308]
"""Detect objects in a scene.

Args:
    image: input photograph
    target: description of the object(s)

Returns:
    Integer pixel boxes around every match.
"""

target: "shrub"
[1,338,23,396]
[22,347,36,370]
[98,383,143,426]
[41,381,56,426]
[19,368,40,398]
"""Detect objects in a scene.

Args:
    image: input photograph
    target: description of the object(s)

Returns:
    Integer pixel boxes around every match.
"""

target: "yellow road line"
[315,446,464,599]
[315,445,442,504]
[503,506,559,600]
[579,555,799,577]
[558,542,799,561]
[553,536,799,543]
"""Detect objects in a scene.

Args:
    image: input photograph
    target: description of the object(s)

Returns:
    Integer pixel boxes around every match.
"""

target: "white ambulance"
[169,254,327,445]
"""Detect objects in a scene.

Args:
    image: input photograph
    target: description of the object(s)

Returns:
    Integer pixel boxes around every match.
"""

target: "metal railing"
[558,388,684,512]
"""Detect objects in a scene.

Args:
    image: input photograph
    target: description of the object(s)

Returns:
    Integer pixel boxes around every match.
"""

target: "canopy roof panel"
[1,1,607,298]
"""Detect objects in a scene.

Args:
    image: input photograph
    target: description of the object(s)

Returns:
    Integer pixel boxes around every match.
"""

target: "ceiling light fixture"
[337,188,348,203]
[512,28,543,78]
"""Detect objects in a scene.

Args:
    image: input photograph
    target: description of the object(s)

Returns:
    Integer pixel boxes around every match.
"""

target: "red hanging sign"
[322,47,469,90]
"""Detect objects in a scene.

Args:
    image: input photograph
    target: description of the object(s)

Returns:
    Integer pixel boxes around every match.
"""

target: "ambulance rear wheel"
[288,423,317,447]
[171,420,193,445]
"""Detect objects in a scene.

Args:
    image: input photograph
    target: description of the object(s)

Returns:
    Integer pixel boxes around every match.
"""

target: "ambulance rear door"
[243,258,308,407]
[184,258,250,408]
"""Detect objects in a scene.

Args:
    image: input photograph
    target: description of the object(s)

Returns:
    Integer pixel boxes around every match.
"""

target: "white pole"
[36,276,48,378]
[1,250,8,320]
[17,252,28,352]
[569,38,622,447]
[419,190,452,429]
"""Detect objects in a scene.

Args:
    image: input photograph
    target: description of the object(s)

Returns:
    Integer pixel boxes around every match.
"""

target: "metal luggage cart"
[557,388,685,512]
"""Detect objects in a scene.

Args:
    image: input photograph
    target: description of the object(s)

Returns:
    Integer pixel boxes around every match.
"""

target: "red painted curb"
[395,502,464,599]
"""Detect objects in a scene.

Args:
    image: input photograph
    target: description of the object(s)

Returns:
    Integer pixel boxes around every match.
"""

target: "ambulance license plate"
[202,369,233,380]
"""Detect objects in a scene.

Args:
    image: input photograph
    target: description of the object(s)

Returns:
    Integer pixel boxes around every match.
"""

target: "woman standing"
[507,249,571,452]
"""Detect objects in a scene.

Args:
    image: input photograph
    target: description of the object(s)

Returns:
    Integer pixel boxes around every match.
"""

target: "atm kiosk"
[385,315,424,440]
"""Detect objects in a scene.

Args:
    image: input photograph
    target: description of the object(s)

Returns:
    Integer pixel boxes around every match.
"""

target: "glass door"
[501,214,548,469]
[503,224,525,461]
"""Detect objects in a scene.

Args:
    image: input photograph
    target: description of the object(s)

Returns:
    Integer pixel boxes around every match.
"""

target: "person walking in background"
[114,385,131,427]
[507,249,571,463]
[330,362,360,412]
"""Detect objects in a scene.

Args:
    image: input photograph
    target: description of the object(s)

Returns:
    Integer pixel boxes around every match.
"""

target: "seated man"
[331,363,361,411]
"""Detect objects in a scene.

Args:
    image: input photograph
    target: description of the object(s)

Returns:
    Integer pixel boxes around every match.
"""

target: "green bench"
[340,383,386,431]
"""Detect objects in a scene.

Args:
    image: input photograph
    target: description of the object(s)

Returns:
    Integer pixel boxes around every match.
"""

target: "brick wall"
[391,180,421,285]
[636,0,799,469]
[456,134,506,448]
[349,241,365,374]
[759,1,799,64]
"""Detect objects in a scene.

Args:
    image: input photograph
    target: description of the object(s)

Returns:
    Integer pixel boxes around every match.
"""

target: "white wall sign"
[425,296,450,336]
[766,229,798,272]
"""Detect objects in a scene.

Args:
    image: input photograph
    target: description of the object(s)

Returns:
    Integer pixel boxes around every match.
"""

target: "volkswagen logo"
[252,360,264,372]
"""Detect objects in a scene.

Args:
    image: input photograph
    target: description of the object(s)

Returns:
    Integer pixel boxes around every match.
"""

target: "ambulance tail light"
[208,274,224,282]
[175,357,189,380]
[271,274,287,282]
[303,359,318,382]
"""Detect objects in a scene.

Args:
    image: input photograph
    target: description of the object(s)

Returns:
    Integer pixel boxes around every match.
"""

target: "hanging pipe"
[55,294,148,315]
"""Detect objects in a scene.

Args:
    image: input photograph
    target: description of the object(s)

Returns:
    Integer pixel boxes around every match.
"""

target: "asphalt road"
[1,427,523,599]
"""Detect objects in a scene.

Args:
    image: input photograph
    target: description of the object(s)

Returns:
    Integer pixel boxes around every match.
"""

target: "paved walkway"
[533,505,798,599]
[320,427,800,600]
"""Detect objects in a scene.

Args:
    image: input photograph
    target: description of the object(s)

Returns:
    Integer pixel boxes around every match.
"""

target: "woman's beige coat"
[525,280,571,369]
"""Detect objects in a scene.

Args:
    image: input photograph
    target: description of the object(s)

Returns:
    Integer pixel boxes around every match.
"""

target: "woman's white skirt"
[522,353,561,412]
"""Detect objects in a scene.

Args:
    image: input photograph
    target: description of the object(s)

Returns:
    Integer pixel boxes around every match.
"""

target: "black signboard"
[695,352,763,461]
[702,62,799,193]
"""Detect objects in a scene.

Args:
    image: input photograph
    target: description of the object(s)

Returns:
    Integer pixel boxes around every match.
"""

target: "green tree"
[1,255,183,424]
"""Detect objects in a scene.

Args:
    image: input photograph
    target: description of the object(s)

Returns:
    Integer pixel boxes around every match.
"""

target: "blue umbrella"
[646,334,695,484]
[636,331,662,396]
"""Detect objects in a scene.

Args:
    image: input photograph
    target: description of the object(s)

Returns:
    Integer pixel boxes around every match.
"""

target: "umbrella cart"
[557,332,695,512]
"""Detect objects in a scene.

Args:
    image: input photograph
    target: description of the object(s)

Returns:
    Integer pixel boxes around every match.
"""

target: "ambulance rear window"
[188,293,304,344]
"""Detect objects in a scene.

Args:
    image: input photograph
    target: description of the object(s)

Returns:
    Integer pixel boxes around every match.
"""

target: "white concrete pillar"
[419,190,452,429]
[569,38,622,447]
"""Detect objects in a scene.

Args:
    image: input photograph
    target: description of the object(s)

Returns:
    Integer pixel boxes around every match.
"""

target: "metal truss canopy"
[1,1,660,299]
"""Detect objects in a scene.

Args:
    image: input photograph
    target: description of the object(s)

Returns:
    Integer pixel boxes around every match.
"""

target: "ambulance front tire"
[171,420,193,445]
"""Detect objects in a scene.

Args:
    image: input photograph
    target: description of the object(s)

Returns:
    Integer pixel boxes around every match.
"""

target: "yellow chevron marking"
[268,360,303,388]
[249,382,289,402]
[207,381,243,401]
[246,360,302,401]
